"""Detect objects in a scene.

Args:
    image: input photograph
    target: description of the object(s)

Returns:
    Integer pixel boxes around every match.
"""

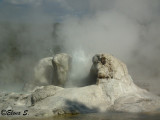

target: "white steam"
[66,49,92,87]
[58,11,140,61]
[0,0,160,94]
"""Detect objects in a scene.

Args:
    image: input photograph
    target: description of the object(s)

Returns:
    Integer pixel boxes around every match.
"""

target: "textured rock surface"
[23,53,72,91]
[90,53,128,82]
[1,53,160,117]
[31,85,63,105]
[52,53,72,86]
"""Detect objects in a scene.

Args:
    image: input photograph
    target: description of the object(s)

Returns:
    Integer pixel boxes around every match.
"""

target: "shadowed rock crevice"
[52,100,99,115]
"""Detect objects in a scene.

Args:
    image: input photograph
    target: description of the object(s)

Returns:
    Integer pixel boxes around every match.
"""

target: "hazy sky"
[0,0,90,22]
[0,0,160,23]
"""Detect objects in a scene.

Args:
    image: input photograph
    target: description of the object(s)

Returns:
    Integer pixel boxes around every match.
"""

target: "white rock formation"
[52,53,72,86]
[90,53,128,82]
[0,53,160,117]
[23,53,72,91]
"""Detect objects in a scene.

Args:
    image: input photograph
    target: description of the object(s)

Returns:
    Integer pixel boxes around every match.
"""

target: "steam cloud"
[0,0,160,94]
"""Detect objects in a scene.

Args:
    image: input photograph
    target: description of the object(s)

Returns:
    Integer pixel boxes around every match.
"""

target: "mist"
[0,0,160,94]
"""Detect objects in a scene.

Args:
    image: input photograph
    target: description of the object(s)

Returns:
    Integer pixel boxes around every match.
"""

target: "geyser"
[1,53,160,118]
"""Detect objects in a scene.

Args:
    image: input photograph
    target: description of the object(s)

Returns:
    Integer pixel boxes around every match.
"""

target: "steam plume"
[0,0,160,95]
